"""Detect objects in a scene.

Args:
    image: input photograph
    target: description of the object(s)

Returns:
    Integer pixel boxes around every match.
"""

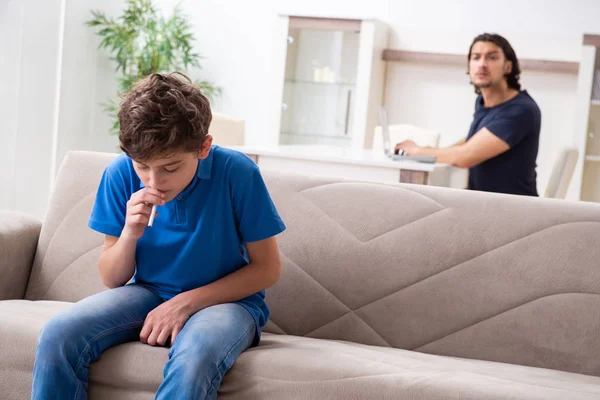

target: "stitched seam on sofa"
[362,208,450,244]
[354,221,600,312]
[225,370,451,384]
[452,371,600,395]
[413,292,600,351]
[36,191,97,272]
[291,196,361,245]
[278,253,349,328]
[298,191,446,244]
[299,182,447,209]
[289,221,600,346]
[205,321,256,400]
[73,320,146,385]
[251,343,419,371]
[281,254,391,345]
[39,244,104,300]
[264,319,286,334]
[226,370,600,393]
[280,252,351,313]
[303,310,392,347]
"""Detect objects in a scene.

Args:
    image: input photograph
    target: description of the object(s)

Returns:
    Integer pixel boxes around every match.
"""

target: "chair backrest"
[544,147,579,199]
[208,112,245,146]
[372,124,440,152]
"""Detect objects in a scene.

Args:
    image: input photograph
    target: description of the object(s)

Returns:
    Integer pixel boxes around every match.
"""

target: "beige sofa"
[2,150,600,399]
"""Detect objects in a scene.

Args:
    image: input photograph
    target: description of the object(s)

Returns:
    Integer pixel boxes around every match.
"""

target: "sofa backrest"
[26,150,600,377]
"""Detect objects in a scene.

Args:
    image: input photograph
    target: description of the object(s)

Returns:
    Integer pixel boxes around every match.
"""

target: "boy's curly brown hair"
[118,72,212,162]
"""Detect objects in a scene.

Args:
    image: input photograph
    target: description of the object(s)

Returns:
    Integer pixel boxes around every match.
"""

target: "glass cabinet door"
[279,25,360,147]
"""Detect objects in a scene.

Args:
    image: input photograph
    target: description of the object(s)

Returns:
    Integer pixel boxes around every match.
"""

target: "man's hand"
[394,140,420,156]
[140,294,191,346]
[122,187,166,240]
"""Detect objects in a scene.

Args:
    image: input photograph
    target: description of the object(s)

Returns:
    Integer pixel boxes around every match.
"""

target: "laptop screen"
[379,107,391,155]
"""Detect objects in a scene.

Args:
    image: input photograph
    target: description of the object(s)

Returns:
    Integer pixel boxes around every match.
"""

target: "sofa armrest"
[0,211,42,300]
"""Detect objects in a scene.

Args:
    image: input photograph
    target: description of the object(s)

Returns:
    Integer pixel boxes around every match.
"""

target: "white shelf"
[585,155,600,162]
[382,49,579,74]
[285,79,355,86]
[591,100,600,106]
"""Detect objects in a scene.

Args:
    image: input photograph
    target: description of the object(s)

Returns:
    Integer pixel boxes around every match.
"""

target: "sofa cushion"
[221,334,600,400]
[0,300,72,400]
[3,301,600,400]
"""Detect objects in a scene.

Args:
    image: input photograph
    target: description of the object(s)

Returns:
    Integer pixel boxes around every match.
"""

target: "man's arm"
[450,138,466,148]
[397,128,509,168]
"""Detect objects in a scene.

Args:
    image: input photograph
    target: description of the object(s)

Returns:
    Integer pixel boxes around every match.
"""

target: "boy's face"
[132,136,213,202]
[468,41,512,91]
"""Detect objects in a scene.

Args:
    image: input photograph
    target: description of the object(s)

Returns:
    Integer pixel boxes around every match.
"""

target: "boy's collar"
[196,145,214,180]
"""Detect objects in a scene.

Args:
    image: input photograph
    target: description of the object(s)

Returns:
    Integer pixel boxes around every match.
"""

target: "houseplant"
[87,0,221,134]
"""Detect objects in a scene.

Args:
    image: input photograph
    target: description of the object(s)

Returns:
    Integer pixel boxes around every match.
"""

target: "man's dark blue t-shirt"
[466,90,541,196]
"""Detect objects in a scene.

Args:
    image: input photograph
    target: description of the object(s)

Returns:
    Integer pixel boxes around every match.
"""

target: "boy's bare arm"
[179,236,283,313]
[139,236,282,346]
[98,187,165,288]
[98,235,137,288]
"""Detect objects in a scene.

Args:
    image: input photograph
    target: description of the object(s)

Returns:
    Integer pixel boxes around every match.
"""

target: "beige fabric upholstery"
[2,149,600,399]
[3,298,600,400]
[0,211,41,300]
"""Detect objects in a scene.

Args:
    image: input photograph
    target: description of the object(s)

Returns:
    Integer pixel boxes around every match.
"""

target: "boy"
[32,72,286,399]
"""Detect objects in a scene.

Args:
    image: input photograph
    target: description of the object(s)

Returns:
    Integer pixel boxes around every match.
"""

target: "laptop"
[379,107,436,163]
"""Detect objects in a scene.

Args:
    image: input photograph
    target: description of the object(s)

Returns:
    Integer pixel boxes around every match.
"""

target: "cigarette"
[148,204,157,227]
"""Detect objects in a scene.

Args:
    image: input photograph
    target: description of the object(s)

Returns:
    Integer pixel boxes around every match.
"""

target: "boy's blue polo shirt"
[88,145,286,342]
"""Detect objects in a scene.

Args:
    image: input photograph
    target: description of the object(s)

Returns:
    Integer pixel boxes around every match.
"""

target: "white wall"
[4,0,600,218]
[55,0,121,170]
[0,0,64,219]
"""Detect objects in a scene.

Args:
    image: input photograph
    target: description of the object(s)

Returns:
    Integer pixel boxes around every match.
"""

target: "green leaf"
[87,0,220,135]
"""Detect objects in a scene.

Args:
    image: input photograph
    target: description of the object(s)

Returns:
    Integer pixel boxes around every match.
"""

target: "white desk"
[230,145,468,188]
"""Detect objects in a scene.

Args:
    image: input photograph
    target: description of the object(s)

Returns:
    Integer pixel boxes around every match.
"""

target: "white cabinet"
[271,16,388,149]
[573,34,600,202]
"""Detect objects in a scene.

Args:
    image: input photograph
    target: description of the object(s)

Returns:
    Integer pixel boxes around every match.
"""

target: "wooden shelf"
[584,34,600,47]
[382,49,579,74]
[585,155,600,162]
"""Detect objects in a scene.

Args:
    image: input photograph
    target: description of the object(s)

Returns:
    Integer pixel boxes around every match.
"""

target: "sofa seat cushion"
[0,300,168,400]
[3,300,600,400]
[222,334,600,400]
[1,300,74,400]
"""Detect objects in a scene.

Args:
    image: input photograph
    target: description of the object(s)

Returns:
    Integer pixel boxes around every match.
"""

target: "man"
[396,33,541,196]
[32,72,286,399]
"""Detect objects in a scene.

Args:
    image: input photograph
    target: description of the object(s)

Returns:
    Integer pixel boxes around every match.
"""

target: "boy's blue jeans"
[31,284,256,400]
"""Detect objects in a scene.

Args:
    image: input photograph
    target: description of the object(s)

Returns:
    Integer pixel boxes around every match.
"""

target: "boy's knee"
[169,346,221,378]
[38,312,81,350]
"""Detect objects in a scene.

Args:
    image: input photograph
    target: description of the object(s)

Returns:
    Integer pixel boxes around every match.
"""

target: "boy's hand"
[122,187,165,240]
[140,294,191,346]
